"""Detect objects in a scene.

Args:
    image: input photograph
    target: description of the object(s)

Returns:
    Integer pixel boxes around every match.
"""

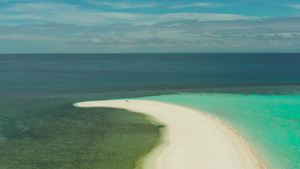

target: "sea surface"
[0,53,299,169]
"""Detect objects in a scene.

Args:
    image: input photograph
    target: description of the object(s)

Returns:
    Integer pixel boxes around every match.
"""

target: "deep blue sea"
[0,53,299,169]
[1,53,299,98]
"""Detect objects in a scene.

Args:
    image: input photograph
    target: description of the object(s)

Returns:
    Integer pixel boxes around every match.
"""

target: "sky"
[1,0,300,53]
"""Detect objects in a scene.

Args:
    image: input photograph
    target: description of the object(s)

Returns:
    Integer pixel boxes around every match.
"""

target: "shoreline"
[74,99,266,169]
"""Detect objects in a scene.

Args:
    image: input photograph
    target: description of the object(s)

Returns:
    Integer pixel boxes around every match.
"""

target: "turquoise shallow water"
[139,94,300,169]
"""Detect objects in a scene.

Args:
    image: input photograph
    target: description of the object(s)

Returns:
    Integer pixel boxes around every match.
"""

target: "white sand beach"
[74,99,266,169]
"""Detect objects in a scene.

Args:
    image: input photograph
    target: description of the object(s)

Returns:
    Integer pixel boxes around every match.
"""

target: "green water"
[139,94,300,169]
[0,98,162,169]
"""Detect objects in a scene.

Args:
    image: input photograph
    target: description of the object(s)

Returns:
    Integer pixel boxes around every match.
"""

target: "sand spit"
[74,99,266,169]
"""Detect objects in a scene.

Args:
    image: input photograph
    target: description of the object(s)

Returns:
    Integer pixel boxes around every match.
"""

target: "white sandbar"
[74,99,266,169]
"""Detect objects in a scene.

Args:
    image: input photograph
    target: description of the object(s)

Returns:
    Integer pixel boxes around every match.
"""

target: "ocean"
[0,53,299,169]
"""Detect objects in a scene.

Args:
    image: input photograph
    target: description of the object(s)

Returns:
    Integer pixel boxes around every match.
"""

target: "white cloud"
[159,13,255,21]
[1,2,79,12]
[0,2,256,25]
[90,37,103,44]
[201,32,213,37]
[285,4,300,9]
[0,33,64,41]
[0,13,42,20]
[0,2,151,24]
[0,0,29,3]
[171,3,211,9]
[170,2,237,9]
[292,33,300,40]
[88,0,156,9]
[0,0,9,3]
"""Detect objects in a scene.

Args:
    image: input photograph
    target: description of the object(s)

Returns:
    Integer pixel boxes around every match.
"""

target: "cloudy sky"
[1,0,300,53]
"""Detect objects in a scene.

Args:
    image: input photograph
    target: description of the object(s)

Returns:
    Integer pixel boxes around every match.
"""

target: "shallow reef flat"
[0,99,161,169]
